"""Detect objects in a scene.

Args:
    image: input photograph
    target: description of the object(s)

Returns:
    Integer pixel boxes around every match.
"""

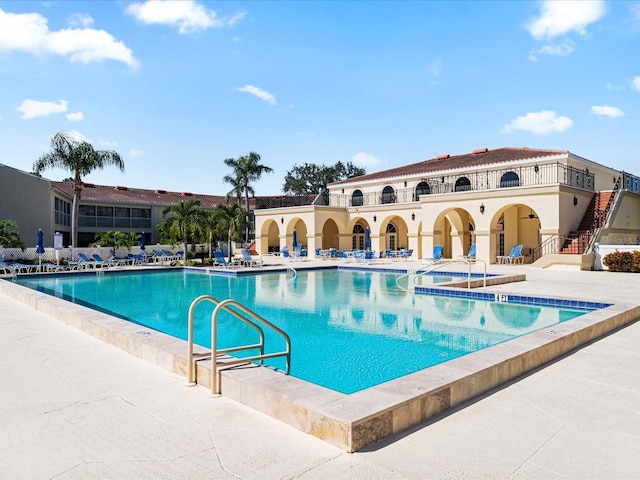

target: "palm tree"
[33,132,125,247]
[223,152,273,243]
[157,200,207,261]
[90,230,139,258]
[212,203,248,261]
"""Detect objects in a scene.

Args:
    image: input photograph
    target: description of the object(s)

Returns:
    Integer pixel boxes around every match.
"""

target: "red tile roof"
[330,147,568,186]
[52,181,227,209]
[51,182,317,210]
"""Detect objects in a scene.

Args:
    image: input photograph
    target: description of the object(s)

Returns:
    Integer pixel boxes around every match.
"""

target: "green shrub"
[603,250,640,272]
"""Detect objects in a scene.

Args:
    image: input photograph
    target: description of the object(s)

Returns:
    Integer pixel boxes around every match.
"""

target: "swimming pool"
[15,268,590,394]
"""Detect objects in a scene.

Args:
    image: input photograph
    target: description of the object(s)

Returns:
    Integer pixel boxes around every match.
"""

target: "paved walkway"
[1,264,639,479]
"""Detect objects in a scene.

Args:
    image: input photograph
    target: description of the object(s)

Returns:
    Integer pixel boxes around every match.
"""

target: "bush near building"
[603,250,640,272]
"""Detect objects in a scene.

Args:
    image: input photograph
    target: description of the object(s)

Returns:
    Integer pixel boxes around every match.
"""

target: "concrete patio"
[0,262,639,479]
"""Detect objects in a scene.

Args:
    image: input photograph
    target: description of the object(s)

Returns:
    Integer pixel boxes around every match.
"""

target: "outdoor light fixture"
[480,203,485,214]
[573,196,578,206]
[280,217,284,224]
[534,165,539,173]
[411,212,415,221]
[404,181,407,187]
[373,215,377,222]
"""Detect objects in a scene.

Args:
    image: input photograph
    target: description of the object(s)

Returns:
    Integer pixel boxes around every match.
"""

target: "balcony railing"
[329,162,595,208]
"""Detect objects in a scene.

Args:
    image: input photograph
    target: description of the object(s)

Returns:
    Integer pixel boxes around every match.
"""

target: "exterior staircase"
[560,191,614,254]
[247,239,258,255]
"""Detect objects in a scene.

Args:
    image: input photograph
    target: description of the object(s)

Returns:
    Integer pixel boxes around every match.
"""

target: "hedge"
[602,250,640,272]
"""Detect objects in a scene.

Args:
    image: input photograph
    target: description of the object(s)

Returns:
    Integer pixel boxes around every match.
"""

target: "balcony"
[329,162,595,208]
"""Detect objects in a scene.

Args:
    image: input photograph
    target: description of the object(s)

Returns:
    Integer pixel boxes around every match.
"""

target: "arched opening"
[381,186,395,204]
[321,218,339,249]
[500,171,520,188]
[415,181,430,200]
[455,177,471,192]
[492,204,540,262]
[352,190,363,207]
[267,221,279,253]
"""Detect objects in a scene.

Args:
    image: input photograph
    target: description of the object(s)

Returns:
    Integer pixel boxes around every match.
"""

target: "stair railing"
[187,295,291,395]
[585,176,621,253]
[532,235,564,261]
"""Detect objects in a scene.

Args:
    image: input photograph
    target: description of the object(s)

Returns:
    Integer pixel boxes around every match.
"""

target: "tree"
[223,152,273,242]
[157,200,207,261]
[90,230,139,257]
[33,132,125,247]
[212,203,249,261]
[0,219,25,249]
[282,161,366,195]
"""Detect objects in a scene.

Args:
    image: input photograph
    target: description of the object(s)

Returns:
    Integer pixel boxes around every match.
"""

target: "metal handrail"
[187,295,291,394]
[585,176,621,253]
[396,258,487,291]
[287,266,297,279]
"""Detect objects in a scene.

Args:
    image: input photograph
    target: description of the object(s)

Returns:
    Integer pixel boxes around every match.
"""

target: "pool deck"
[1,259,639,478]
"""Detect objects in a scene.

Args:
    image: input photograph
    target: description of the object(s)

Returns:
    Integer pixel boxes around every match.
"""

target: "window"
[500,171,520,188]
[54,197,71,226]
[352,224,366,249]
[455,177,471,192]
[415,181,430,199]
[352,190,363,207]
[381,186,395,204]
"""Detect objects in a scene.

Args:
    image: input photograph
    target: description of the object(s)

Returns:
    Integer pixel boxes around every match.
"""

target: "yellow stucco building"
[255,147,640,268]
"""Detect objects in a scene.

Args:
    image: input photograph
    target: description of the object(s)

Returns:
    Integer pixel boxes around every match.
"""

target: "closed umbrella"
[140,232,146,251]
[36,228,45,269]
[365,227,371,250]
[292,230,297,248]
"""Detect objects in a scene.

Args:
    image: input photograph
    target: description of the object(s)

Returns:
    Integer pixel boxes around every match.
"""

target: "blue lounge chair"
[497,244,524,264]
[0,261,33,274]
[460,243,476,261]
[240,249,262,268]
[423,245,444,262]
[77,252,103,269]
[214,250,238,268]
[93,253,126,267]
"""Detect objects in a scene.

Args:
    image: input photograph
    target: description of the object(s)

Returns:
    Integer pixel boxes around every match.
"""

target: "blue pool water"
[14,269,590,394]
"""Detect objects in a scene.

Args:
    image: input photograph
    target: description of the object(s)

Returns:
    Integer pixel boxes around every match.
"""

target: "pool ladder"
[187,295,291,395]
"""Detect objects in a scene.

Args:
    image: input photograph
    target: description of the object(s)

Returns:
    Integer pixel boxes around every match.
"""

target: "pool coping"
[2,270,639,452]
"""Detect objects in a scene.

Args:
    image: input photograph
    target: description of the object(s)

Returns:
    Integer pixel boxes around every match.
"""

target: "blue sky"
[1,0,639,195]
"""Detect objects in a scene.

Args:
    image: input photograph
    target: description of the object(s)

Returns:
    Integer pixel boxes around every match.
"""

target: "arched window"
[455,177,471,192]
[352,189,363,207]
[381,186,395,204]
[415,181,430,199]
[500,171,520,188]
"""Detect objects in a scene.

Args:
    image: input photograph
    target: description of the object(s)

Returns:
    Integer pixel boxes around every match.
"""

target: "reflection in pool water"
[15,269,589,394]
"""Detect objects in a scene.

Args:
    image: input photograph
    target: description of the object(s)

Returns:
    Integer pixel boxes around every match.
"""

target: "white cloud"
[63,130,89,143]
[17,99,68,119]
[129,149,144,157]
[607,82,622,91]
[502,110,573,135]
[234,85,277,105]
[526,0,605,40]
[98,139,118,147]
[0,8,138,67]
[591,105,625,118]
[68,13,94,28]
[352,152,382,167]
[66,111,84,121]
[126,1,246,34]
[632,76,640,91]
[537,40,574,57]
